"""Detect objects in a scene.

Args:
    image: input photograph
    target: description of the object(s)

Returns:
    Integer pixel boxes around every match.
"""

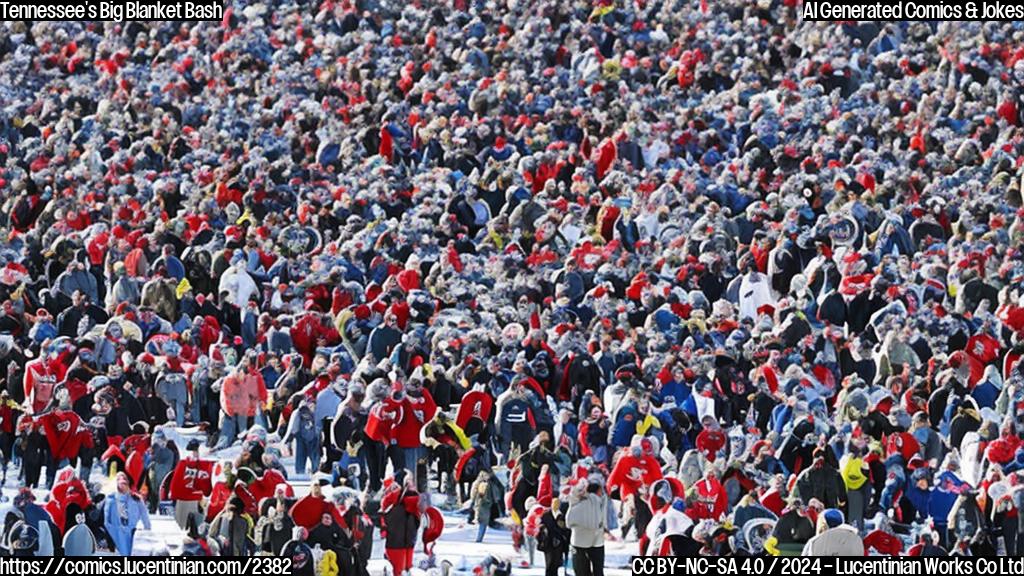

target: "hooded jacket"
[801,524,864,556]
[565,491,607,548]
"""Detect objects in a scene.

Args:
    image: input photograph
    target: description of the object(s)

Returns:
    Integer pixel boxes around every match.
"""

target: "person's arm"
[103,496,115,531]
[282,411,299,445]
[137,496,152,530]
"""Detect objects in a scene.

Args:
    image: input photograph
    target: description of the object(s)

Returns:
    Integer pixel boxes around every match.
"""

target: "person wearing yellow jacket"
[840,443,872,531]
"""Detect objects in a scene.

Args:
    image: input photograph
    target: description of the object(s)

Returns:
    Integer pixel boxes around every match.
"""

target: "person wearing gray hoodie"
[565,479,607,576]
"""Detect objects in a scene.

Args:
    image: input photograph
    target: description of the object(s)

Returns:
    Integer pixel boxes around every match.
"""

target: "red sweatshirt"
[365,396,405,444]
[607,453,663,500]
[394,390,438,448]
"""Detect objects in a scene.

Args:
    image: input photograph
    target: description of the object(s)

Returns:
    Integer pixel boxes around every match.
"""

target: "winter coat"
[55,268,98,303]
[103,491,151,554]
[156,372,189,408]
[537,508,571,554]
[209,511,251,556]
[284,405,320,446]
[383,492,421,549]
[607,453,663,500]
[471,476,499,522]
[218,266,258,308]
[794,464,847,509]
[565,492,607,548]
[107,276,140,309]
[140,278,179,322]
[801,525,865,556]
[220,370,267,417]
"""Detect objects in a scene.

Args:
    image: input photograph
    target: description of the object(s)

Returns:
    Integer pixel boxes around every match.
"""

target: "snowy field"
[4,428,632,575]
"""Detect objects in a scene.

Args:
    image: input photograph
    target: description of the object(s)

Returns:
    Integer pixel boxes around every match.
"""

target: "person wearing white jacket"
[738,266,776,321]
[801,509,864,556]
[218,259,258,307]
[565,479,607,576]
[645,498,694,555]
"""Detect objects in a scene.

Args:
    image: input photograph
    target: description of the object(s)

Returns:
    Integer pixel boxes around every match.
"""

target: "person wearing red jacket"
[695,420,727,462]
[217,354,268,449]
[168,440,214,529]
[364,386,405,492]
[24,353,60,414]
[689,472,728,521]
[45,467,91,535]
[394,379,437,489]
[289,311,341,368]
[606,441,664,515]
[455,386,494,440]
[37,409,91,465]
[863,514,904,556]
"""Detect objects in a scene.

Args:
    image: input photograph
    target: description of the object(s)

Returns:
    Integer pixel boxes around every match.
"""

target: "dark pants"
[322,417,340,466]
[572,546,604,576]
[544,549,565,576]
[1002,514,1017,556]
[365,439,386,492]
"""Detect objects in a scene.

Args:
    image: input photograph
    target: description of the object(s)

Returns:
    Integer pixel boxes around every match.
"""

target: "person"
[801,509,864,556]
[217,352,268,449]
[566,479,607,576]
[103,472,151,555]
[766,499,816,557]
[282,396,320,476]
[62,513,97,555]
[209,497,251,556]
[168,439,212,529]
[281,527,315,576]
[537,498,572,576]
[382,472,421,576]
[471,469,498,542]
[258,505,295,556]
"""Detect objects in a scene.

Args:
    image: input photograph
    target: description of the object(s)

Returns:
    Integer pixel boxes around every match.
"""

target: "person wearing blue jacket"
[104,472,151,555]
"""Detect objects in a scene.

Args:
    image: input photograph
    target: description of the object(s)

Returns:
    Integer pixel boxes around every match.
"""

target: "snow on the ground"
[3,428,632,574]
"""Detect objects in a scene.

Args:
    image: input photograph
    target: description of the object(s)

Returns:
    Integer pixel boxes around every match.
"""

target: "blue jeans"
[173,399,186,427]
[217,413,249,448]
[295,438,320,476]
[403,446,425,478]
[476,520,487,542]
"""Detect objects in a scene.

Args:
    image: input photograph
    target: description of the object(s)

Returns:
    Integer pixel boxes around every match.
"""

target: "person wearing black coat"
[794,450,847,509]
[281,529,315,576]
[260,508,294,555]
[537,501,571,576]
[562,350,602,402]
[382,474,421,576]
[771,504,816,555]
[307,512,344,555]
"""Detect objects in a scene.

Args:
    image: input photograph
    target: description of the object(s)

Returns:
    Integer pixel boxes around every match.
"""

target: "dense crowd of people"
[1,1,1024,573]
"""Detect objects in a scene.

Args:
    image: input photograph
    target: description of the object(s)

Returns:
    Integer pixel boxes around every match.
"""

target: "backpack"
[298,409,318,443]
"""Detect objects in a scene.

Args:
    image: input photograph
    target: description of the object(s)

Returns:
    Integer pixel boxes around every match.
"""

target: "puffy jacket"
[795,464,847,509]
[565,492,607,548]
[220,370,268,417]
[383,492,421,549]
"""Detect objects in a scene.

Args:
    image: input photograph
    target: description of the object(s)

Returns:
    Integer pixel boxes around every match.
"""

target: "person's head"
[321,512,333,527]
[537,429,550,446]
[72,290,86,307]
[116,472,130,493]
